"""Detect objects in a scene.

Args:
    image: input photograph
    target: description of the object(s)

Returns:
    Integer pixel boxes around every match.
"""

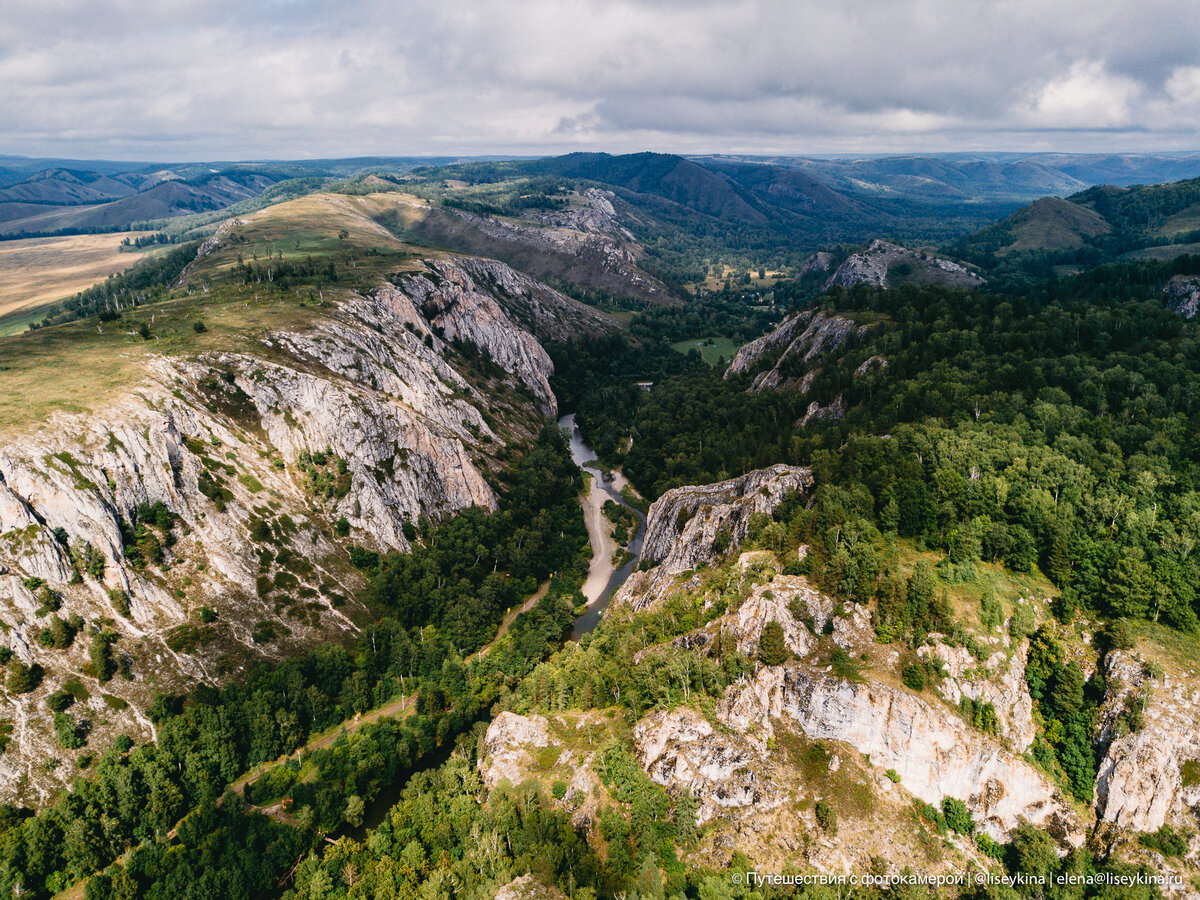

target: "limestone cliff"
[611,465,812,611]
[0,257,615,805]
[1095,650,1200,834]
[1164,275,1200,319]
[823,239,984,291]
[724,311,874,413]
[718,664,1082,845]
[407,189,670,304]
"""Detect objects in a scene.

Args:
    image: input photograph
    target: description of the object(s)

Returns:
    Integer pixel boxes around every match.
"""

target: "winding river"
[559,413,645,639]
[303,416,643,849]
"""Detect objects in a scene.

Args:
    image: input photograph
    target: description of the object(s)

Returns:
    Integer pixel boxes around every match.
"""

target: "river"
[559,413,646,639]
[339,416,642,841]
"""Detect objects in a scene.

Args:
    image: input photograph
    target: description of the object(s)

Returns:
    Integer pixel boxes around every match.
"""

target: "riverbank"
[559,413,645,638]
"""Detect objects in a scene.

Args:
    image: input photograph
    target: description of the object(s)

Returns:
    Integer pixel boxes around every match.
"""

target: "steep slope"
[0,252,617,805]
[391,188,672,303]
[611,465,812,611]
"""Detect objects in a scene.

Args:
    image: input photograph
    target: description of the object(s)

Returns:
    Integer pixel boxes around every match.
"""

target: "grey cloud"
[2,0,1200,158]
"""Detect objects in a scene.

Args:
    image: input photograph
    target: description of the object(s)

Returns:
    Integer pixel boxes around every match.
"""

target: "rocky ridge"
[1095,650,1200,835]
[425,191,668,303]
[719,664,1081,845]
[824,239,984,291]
[611,465,812,611]
[1164,275,1200,319]
[0,257,611,804]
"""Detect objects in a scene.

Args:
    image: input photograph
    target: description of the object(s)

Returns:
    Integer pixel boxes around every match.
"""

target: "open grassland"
[0,286,335,435]
[1122,241,1200,261]
[886,539,1058,633]
[0,233,169,333]
[184,192,435,281]
[0,192,448,435]
[670,336,743,366]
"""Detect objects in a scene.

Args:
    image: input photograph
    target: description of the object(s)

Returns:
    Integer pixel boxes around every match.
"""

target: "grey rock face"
[612,465,812,611]
[725,310,869,395]
[1094,652,1200,833]
[720,665,1084,845]
[0,255,603,804]
[635,707,777,825]
[1164,275,1200,319]
[797,251,834,277]
[824,239,984,291]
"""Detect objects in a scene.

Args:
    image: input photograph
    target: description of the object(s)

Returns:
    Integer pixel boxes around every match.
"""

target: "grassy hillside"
[952,175,1200,281]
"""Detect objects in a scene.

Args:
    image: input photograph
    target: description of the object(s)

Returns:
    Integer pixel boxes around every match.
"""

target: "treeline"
[29,241,199,330]
[629,293,785,345]
[365,425,588,652]
[572,273,1200,635]
[278,567,1165,900]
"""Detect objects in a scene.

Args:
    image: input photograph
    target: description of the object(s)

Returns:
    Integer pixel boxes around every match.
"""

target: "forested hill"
[951,175,1200,283]
[570,256,1200,636]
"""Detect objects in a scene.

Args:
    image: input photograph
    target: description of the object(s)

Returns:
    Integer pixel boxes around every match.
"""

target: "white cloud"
[1023,60,1141,129]
[2,0,1200,158]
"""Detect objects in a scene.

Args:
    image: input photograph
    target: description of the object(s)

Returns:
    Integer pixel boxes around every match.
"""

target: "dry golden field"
[0,232,165,321]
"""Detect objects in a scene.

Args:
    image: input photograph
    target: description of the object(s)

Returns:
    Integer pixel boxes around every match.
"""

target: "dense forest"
[570,260,1200,639]
[0,427,588,899]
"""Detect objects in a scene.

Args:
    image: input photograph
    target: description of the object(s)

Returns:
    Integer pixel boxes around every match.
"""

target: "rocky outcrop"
[480,711,554,791]
[611,465,813,611]
[421,197,669,304]
[538,188,632,239]
[0,256,609,805]
[635,707,776,825]
[720,664,1083,845]
[921,639,1037,753]
[478,710,608,834]
[395,259,562,415]
[798,395,846,427]
[824,240,984,291]
[1094,652,1200,833]
[1163,275,1200,319]
[725,310,869,394]
[797,251,834,278]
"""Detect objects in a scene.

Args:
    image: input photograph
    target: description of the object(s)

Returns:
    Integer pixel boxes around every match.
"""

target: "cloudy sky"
[3,0,1200,160]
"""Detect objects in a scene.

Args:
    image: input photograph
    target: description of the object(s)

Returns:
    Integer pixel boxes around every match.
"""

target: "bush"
[1139,824,1189,856]
[108,588,131,618]
[941,796,975,835]
[902,661,926,691]
[814,800,837,835]
[758,621,790,666]
[885,769,901,783]
[552,780,568,800]
[54,713,88,749]
[46,691,75,712]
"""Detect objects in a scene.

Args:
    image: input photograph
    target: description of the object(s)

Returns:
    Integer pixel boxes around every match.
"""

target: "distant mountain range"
[6,150,1200,265]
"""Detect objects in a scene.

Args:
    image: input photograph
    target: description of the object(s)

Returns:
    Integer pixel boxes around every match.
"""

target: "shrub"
[885,769,901,783]
[902,662,926,691]
[552,780,568,800]
[941,796,975,836]
[108,588,131,617]
[814,800,837,835]
[758,621,790,666]
[1139,824,1189,856]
